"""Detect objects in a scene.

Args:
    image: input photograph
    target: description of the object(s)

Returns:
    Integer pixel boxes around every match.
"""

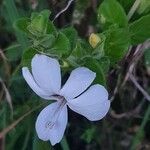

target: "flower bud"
[89,33,101,48]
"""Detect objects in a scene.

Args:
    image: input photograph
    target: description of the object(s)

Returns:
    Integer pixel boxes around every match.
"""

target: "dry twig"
[129,74,150,102]
[122,41,150,86]
[53,0,74,21]
[0,77,13,112]
[0,49,10,78]
[110,100,145,119]
[0,102,48,138]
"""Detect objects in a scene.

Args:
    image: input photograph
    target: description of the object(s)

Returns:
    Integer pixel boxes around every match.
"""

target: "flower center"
[45,96,66,129]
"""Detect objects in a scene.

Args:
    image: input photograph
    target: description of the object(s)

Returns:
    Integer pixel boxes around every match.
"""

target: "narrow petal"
[67,84,110,121]
[22,67,52,100]
[60,67,96,99]
[32,54,61,94]
[35,102,68,145]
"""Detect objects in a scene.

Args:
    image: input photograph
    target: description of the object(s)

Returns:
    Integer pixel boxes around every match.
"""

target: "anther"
[45,121,55,129]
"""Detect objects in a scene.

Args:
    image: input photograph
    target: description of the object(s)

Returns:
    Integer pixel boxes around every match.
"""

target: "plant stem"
[127,0,141,21]
[60,136,70,150]
[131,105,150,150]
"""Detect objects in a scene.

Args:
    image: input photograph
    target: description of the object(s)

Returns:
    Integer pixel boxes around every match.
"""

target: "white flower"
[22,54,110,145]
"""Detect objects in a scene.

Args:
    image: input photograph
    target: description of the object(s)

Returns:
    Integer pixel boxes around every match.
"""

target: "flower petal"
[35,102,68,145]
[32,54,61,94]
[67,84,110,121]
[22,67,52,100]
[60,67,96,99]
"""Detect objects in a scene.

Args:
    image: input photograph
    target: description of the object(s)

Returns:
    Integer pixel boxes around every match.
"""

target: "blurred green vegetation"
[0,0,150,150]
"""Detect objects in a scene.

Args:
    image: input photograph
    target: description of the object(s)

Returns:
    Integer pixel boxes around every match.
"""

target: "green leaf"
[39,34,56,49]
[84,58,106,86]
[72,40,87,58]
[118,0,135,11]
[129,15,150,45]
[5,44,21,61]
[14,18,30,34]
[61,27,78,50]
[28,10,51,36]
[104,27,130,63]
[98,56,110,74]
[98,0,128,29]
[31,12,39,20]
[137,0,150,14]
[60,137,70,150]
[40,10,57,34]
[29,15,47,35]
[33,134,52,150]
[48,32,71,57]
[46,21,57,34]
[67,39,92,67]
[67,40,88,67]
[131,106,150,150]
[4,0,28,50]
[21,48,37,67]
[81,127,96,143]
[40,9,51,19]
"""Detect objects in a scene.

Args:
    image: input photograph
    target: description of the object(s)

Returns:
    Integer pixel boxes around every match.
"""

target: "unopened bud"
[89,33,101,48]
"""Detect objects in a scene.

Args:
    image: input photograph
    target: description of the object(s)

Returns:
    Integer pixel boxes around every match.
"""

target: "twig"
[110,100,145,119]
[122,41,150,87]
[0,89,4,102]
[110,74,122,102]
[0,49,10,78]
[0,49,8,61]
[29,0,38,10]
[0,77,13,113]
[129,74,150,102]
[110,110,127,119]
[53,0,74,21]
[0,136,5,150]
[0,111,31,139]
[127,0,141,21]
[0,101,48,138]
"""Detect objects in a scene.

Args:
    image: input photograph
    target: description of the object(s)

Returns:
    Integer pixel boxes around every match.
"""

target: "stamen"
[45,121,55,129]
[52,94,65,101]
[45,99,67,129]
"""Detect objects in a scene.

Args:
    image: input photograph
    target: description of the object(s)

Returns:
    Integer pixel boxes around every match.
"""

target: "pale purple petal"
[67,84,110,121]
[60,67,96,99]
[35,102,68,145]
[22,67,52,100]
[32,54,61,94]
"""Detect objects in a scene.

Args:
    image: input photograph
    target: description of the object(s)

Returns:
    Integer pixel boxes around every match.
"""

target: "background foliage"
[0,0,150,149]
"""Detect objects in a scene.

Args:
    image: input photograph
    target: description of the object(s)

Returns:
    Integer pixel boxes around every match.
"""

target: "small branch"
[110,110,127,119]
[0,49,10,78]
[53,0,74,21]
[129,74,150,102]
[0,49,7,61]
[127,0,141,21]
[122,41,150,87]
[110,100,145,119]
[0,110,31,139]
[0,101,48,138]
[0,77,13,113]
[29,0,38,10]
[110,76,121,102]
